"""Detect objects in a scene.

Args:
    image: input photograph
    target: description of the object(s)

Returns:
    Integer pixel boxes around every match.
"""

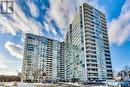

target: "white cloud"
[26,0,39,17]
[0,0,60,38]
[0,0,105,40]
[4,41,23,59]
[0,1,43,36]
[44,21,57,35]
[0,63,7,68]
[0,70,18,76]
[45,0,105,34]
[0,54,21,75]
[108,0,130,45]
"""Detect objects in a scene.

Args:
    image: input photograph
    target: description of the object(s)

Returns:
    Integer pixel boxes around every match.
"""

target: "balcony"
[86,52,96,56]
[106,64,112,67]
[103,39,109,43]
[101,21,106,26]
[87,75,98,78]
[85,36,95,41]
[100,14,105,20]
[84,17,93,23]
[86,44,96,48]
[86,40,95,45]
[87,72,98,75]
[101,24,107,29]
[87,61,97,64]
[87,64,98,68]
[84,25,94,29]
[86,48,96,52]
[87,66,98,69]
[85,29,94,34]
[83,7,93,13]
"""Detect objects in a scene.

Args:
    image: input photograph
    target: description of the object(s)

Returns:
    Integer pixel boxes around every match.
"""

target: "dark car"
[118,82,130,87]
[83,80,106,86]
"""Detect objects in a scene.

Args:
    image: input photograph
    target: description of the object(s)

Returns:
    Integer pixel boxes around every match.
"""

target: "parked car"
[106,81,119,86]
[83,80,106,85]
[118,81,130,87]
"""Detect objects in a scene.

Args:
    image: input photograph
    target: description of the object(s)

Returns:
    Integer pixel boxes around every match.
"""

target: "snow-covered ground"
[0,82,109,87]
[0,82,58,87]
[0,82,37,87]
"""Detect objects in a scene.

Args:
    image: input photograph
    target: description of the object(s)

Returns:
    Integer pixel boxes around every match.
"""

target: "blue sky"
[0,0,130,75]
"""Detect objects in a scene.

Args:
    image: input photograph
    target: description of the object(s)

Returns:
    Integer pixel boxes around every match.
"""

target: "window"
[82,47,84,51]
[82,64,85,67]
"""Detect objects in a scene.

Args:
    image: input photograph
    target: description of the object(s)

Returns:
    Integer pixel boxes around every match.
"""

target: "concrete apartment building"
[22,3,113,82]
[64,3,113,81]
[22,33,64,82]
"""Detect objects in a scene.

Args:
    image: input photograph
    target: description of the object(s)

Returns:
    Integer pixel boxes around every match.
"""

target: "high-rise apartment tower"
[22,33,64,82]
[64,3,113,81]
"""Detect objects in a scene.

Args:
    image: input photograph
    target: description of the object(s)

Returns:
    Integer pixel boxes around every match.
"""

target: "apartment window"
[82,64,85,67]
[80,60,82,64]
[28,36,33,39]
[106,62,111,64]
[105,54,110,57]
[106,66,112,68]
[107,70,112,72]
[82,47,84,51]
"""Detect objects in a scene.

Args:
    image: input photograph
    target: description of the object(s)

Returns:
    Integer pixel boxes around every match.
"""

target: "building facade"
[58,42,65,81]
[64,43,84,81]
[22,33,64,82]
[22,3,113,82]
[64,3,113,81]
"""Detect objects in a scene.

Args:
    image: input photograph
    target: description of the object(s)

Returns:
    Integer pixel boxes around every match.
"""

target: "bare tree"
[42,72,46,83]
[117,65,130,81]
[32,69,39,82]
